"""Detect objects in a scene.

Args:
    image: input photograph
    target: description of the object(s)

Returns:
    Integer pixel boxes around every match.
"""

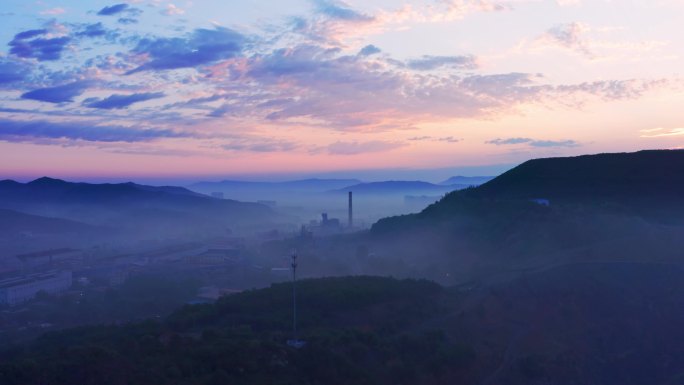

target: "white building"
[0,270,72,306]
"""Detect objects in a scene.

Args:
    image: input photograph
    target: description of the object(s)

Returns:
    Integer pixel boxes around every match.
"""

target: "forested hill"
[0,276,474,385]
[373,150,684,234]
[6,268,684,384]
[473,149,684,203]
[368,150,684,273]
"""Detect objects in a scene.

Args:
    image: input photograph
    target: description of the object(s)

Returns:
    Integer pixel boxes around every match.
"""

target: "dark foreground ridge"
[4,267,684,385]
[0,276,473,385]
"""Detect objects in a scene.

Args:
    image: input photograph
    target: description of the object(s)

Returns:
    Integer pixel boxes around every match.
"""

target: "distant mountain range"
[438,176,494,186]
[188,178,471,212]
[330,181,465,195]
[0,177,274,236]
[0,177,207,204]
[190,178,361,194]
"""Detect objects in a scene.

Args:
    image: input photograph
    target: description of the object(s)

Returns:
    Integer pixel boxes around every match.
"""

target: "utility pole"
[287,250,305,348]
[291,251,298,340]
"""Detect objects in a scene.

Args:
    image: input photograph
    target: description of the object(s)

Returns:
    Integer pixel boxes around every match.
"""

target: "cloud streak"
[406,55,478,71]
[84,92,166,110]
[542,22,593,57]
[0,0,675,163]
[0,118,191,143]
[9,29,70,61]
[97,4,130,16]
[127,27,246,73]
[21,82,91,103]
[640,128,684,138]
[326,140,406,155]
[487,137,580,147]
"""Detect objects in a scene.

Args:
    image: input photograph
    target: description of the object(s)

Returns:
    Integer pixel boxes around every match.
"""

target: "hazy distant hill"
[190,178,362,196]
[0,177,207,202]
[332,181,464,195]
[190,178,453,222]
[438,176,493,186]
[0,177,274,236]
[0,208,98,235]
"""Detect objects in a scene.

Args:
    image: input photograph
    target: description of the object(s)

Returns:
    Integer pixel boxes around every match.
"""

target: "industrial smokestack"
[348,191,353,228]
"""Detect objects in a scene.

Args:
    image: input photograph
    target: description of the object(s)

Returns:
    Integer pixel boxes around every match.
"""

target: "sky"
[0,0,683,182]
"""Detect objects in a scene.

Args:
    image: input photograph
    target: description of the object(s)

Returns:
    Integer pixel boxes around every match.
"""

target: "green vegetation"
[0,276,474,385]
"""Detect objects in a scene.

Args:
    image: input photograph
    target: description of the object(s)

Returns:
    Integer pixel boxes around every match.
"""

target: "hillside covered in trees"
[5,267,684,385]
[366,151,684,284]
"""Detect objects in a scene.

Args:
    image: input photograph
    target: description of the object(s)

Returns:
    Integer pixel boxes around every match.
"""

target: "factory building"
[305,191,357,235]
[320,213,341,229]
[0,270,72,306]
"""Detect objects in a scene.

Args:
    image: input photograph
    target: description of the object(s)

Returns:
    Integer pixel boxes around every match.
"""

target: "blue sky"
[0,0,683,182]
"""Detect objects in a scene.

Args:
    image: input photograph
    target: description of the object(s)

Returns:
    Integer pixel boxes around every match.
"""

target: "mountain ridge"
[330,180,464,195]
[438,176,494,186]
[0,177,275,236]
[473,149,684,202]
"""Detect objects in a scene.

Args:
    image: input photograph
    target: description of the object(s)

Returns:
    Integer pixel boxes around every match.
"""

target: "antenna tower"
[287,250,306,348]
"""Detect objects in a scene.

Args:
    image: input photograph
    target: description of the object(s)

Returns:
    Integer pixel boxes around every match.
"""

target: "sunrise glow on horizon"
[0,0,683,181]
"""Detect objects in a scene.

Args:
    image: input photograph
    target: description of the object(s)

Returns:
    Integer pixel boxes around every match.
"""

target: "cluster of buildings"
[0,239,249,307]
[0,248,84,306]
[305,192,356,235]
[0,270,72,306]
[0,193,360,308]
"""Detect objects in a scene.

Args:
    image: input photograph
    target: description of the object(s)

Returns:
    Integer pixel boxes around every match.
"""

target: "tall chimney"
[348,191,353,228]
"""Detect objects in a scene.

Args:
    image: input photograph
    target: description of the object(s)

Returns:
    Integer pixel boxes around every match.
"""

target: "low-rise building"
[0,270,72,306]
